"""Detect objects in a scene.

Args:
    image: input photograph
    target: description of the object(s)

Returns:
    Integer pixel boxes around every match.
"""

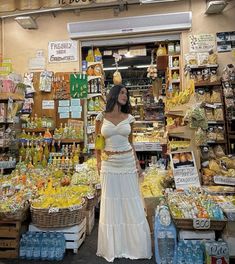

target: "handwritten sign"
[48,40,77,63]
[189,34,216,52]
[170,151,200,189]
[193,218,210,229]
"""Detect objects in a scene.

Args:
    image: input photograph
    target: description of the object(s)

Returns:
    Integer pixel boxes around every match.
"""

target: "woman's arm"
[129,123,143,178]
[95,119,102,175]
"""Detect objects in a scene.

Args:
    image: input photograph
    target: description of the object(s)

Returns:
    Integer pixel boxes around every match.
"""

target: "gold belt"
[101,149,132,161]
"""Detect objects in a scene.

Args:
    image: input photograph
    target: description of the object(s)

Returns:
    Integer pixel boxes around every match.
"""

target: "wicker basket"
[30,198,87,228]
[173,217,227,231]
[0,202,29,222]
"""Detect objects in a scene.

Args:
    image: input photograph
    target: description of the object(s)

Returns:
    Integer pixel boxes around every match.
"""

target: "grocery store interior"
[0,0,235,263]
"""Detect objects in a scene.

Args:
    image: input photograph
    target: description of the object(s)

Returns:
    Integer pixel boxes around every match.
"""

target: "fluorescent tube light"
[103,66,128,71]
[136,64,157,68]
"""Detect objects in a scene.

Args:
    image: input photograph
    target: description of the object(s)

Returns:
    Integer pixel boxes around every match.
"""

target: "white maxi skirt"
[96,150,152,262]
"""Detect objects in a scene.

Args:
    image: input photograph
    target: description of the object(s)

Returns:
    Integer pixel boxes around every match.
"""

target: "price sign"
[87,194,94,200]
[48,207,59,214]
[206,243,229,256]
[193,218,210,229]
[69,205,81,211]
[214,176,235,186]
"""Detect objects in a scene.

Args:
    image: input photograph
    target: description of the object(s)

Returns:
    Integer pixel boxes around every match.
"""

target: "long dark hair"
[105,84,131,113]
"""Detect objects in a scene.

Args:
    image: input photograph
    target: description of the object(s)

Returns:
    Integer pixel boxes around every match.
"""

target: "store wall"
[1,0,235,75]
[0,19,2,57]
[182,0,235,73]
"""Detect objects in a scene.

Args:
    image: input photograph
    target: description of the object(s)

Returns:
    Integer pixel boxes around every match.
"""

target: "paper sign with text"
[48,40,77,63]
[170,150,201,189]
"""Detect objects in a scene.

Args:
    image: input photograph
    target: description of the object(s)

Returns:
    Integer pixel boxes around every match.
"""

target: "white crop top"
[96,112,135,152]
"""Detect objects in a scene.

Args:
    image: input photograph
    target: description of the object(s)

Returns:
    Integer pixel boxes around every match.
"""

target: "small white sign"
[48,40,78,63]
[42,100,54,110]
[214,176,235,186]
[171,151,200,189]
[28,57,46,70]
[193,218,210,229]
[48,207,59,213]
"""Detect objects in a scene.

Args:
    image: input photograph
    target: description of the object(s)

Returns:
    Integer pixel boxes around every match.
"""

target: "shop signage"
[48,40,77,63]
[170,150,201,189]
[193,218,210,230]
[189,34,216,52]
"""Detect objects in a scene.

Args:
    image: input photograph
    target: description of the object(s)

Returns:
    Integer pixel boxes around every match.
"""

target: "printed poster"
[170,150,201,189]
[189,34,216,52]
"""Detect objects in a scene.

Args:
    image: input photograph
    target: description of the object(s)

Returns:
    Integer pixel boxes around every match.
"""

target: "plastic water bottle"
[157,232,167,264]
[41,232,49,260]
[166,231,175,264]
[154,206,177,264]
[47,232,55,261]
[19,234,27,259]
[32,233,41,260]
[25,234,33,260]
[54,233,65,261]
[176,241,184,264]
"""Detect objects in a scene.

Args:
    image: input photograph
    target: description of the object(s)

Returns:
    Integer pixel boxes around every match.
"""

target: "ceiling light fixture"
[205,0,228,14]
[14,16,38,29]
[140,0,182,4]
[124,51,135,58]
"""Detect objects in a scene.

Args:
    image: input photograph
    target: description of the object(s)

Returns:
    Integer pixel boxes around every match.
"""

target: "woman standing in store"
[95,84,152,262]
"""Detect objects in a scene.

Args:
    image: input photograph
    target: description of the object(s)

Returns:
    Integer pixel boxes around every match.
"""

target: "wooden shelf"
[87,93,102,99]
[206,140,227,144]
[24,128,54,132]
[168,126,194,140]
[208,121,225,125]
[189,64,219,69]
[54,139,83,144]
[0,93,24,101]
[195,81,221,87]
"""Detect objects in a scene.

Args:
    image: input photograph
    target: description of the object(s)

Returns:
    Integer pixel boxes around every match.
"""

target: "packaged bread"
[202,168,216,177]
[214,145,225,158]
[211,90,221,103]
[216,127,225,141]
[214,108,224,121]
[207,127,217,141]
[205,109,214,121]
[209,159,221,173]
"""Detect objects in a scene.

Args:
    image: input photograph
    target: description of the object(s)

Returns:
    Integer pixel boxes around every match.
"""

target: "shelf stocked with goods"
[0,92,24,172]
[221,68,235,154]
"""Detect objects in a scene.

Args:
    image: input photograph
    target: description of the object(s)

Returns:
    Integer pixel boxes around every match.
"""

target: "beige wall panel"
[1,0,235,75]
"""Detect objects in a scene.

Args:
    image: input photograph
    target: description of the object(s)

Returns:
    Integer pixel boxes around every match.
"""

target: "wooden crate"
[84,207,95,235]
[0,221,27,259]
[29,217,86,254]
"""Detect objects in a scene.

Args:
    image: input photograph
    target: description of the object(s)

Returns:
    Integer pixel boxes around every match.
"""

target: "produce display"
[167,188,225,220]
[201,146,235,185]
[141,167,171,197]
[0,160,98,217]
[71,157,100,186]
[32,185,92,209]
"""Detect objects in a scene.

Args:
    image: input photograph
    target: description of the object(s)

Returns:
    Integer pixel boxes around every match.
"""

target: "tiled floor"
[0,219,155,264]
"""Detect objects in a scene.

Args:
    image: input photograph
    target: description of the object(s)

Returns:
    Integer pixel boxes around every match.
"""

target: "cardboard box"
[144,196,162,233]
